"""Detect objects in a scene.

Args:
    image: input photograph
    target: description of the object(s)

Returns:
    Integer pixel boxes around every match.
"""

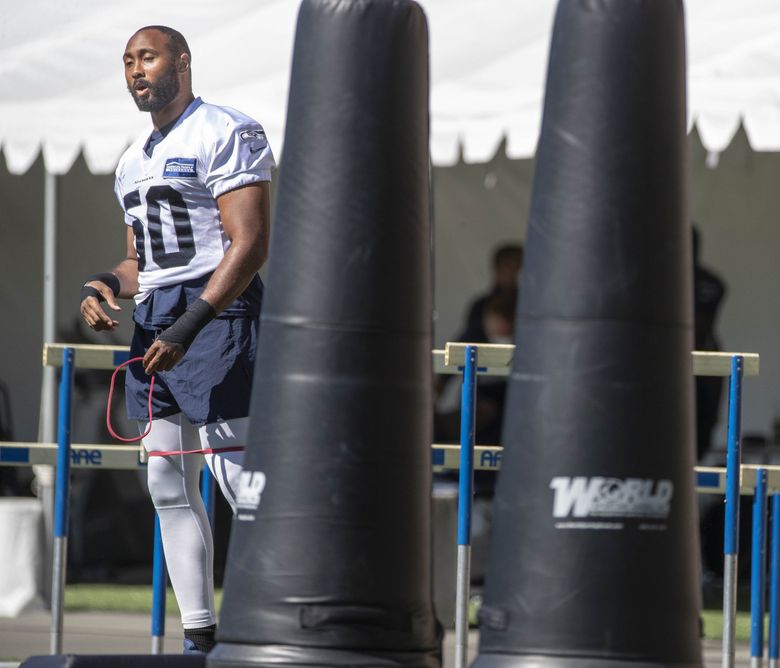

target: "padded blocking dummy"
[473,1,701,667]
[209,1,440,667]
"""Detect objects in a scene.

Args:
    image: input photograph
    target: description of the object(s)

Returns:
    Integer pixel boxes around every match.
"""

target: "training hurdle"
[435,342,762,668]
[0,343,218,655]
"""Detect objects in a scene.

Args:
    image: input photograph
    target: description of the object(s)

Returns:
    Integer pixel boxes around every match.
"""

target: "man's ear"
[179,54,190,73]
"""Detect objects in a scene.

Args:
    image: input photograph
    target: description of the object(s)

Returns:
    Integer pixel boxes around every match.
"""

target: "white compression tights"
[140,414,246,629]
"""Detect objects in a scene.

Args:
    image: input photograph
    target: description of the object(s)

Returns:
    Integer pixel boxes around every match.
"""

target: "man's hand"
[143,339,185,375]
[80,281,121,331]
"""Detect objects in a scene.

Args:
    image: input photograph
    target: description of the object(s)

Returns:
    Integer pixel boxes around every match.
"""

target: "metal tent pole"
[37,168,57,607]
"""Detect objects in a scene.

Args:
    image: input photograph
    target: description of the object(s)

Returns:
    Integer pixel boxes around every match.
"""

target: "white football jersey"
[114,97,275,303]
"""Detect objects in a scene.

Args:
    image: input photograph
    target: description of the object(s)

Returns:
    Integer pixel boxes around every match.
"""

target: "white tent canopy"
[2,0,780,175]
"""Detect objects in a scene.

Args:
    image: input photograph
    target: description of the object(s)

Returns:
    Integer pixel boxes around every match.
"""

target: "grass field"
[64,584,220,616]
[64,585,753,642]
[701,608,757,642]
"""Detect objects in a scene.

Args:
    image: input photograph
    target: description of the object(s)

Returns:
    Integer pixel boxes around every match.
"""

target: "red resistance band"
[107,357,153,443]
[107,356,246,458]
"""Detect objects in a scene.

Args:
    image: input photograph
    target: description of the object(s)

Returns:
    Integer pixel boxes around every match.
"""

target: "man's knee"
[147,461,190,509]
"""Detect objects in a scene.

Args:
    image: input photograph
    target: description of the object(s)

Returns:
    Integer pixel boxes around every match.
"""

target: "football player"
[79,25,274,654]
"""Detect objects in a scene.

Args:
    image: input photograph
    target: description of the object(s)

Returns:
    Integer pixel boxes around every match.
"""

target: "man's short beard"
[128,64,180,112]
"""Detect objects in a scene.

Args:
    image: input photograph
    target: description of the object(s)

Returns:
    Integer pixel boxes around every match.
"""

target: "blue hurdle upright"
[723,355,744,667]
[49,347,74,655]
[454,345,477,668]
[770,494,780,668]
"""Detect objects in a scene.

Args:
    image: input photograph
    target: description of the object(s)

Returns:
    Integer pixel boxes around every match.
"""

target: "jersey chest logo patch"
[163,157,197,178]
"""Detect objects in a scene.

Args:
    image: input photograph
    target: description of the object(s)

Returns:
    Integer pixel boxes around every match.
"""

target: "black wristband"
[81,272,121,303]
[157,299,217,352]
[80,285,104,303]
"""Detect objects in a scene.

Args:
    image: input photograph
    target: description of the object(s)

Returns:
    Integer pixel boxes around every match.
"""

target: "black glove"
[157,298,217,352]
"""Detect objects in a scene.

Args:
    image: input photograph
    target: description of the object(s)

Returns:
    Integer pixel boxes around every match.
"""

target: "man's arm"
[80,227,140,331]
[200,182,271,311]
[142,181,271,374]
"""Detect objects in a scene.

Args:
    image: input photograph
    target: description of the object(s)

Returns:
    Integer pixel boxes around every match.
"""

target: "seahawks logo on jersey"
[163,157,197,178]
[239,129,265,141]
[240,128,267,153]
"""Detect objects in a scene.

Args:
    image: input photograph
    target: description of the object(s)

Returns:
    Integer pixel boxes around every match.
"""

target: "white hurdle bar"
[43,343,132,370]
[2,439,774,495]
[434,343,760,378]
[1,439,775,496]
[42,340,760,378]
[0,442,146,469]
[430,449,780,494]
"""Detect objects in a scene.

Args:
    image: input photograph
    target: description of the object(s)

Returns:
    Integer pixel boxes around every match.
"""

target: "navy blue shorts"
[125,316,258,427]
